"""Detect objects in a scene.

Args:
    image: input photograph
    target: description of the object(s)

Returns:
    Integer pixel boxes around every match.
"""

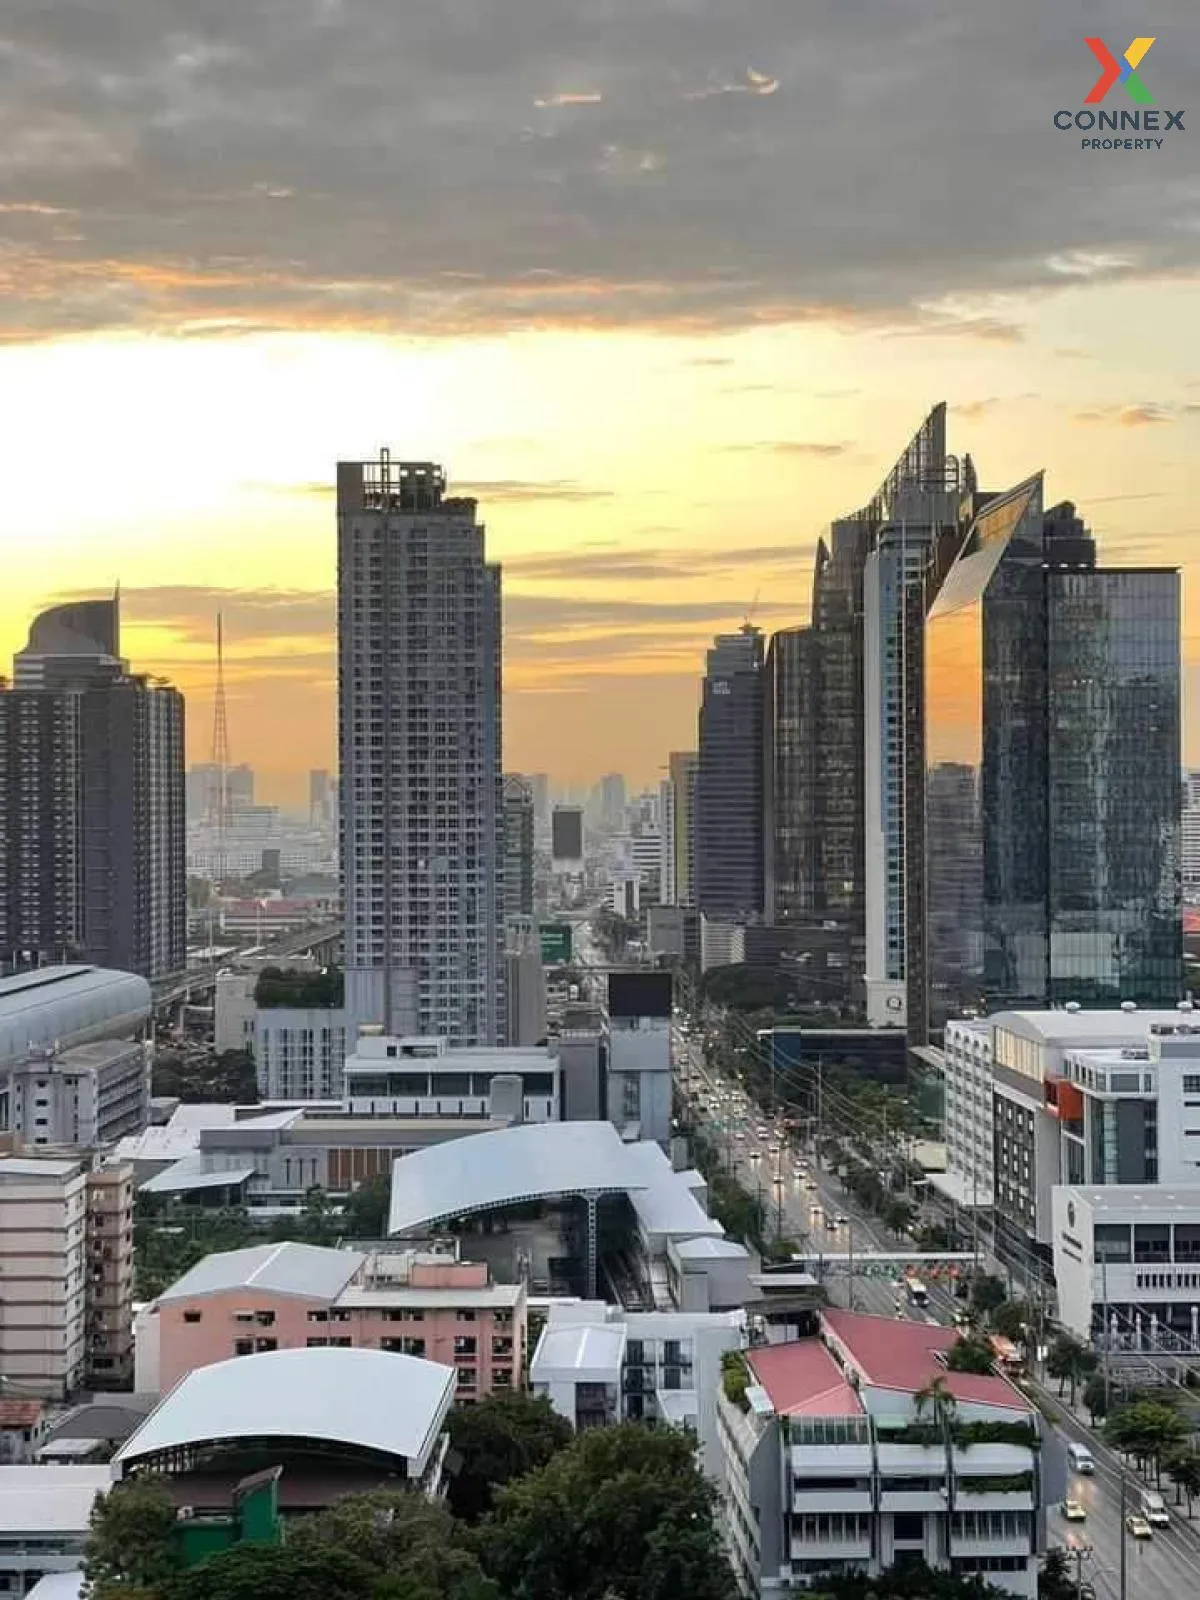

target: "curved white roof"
[115,1347,454,1473]
[388,1119,647,1235]
[0,966,152,1071]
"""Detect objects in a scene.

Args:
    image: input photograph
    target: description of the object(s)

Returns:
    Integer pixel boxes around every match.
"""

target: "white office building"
[338,455,504,1045]
[253,1009,347,1100]
[1052,1185,1200,1349]
[530,1301,746,1482]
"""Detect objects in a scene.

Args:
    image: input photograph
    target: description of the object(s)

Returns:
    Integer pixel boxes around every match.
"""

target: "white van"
[1067,1443,1096,1475]
[1140,1489,1169,1526]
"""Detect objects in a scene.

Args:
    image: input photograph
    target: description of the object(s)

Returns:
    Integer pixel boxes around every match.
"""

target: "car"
[835,1214,849,1225]
[734,1131,746,1141]
[1061,1501,1087,1523]
[793,1165,805,1177]
[805,1180,818,1191]
[1126,1515,1152,1539]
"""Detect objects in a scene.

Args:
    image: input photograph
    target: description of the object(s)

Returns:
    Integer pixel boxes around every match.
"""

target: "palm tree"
[913,1375,959,1430]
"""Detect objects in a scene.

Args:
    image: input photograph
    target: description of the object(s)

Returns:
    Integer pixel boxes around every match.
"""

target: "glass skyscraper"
[694,625,765,919]
[923,479,1181,1025]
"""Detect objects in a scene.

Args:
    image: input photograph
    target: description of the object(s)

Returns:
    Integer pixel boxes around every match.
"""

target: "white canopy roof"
[115,1347,454,1474]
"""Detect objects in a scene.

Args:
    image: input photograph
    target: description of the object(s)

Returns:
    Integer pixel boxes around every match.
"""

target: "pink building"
[137,1241,525,1402]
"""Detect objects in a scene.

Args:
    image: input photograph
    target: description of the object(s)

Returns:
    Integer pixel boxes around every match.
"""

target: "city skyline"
[0,6,1196,801]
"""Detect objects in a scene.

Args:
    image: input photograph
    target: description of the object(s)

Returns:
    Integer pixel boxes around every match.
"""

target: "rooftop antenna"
[208,613,232,887]
[743,588,761,631]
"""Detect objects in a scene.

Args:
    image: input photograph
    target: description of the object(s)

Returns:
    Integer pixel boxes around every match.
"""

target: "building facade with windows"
[6,1039,150,1148]
[694,627,765,920]
[253,1007,347,1100]
[136,1240,525,1403]
[719,1310,1042,1598]
[338,456,504,1044]
[342,1033,559,1122]
[530,1301,745,1482]
[923,485,1181,1030]
[0,1157,88,1398]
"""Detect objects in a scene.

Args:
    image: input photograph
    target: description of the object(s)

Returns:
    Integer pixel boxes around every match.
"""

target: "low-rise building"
[530,1300,745,1481]
[0,967,152,1078]
[342,1033,559,1122]
[6,1041,150,1150]
[0,1157,88,1398]
[136,1239,526,1403]
[115,1346,454,1504]
[718,1310,1042,1598]
[1051,1183,1200,1348]
[0,1465,113,1598]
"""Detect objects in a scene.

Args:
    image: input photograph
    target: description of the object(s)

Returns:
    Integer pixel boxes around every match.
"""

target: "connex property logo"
[1053,36,1185,150]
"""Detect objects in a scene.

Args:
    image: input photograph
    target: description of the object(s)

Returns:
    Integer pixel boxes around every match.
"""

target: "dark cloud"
[0,0,1194,343]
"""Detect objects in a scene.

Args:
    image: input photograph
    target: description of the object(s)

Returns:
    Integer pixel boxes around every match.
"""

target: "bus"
[905,1277,928,1308]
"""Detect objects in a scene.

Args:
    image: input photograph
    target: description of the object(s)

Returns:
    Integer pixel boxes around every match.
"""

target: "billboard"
[608,970,673,1019]
[540,922,574,966]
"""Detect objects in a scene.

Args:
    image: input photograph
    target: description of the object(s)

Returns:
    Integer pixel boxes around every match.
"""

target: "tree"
[1107,1399,1187,1483]
[445,1391,573,1523]
[1038,1548,1077,1600]
[342,1174,391,1239]
[83,1479,178,1597]
[301,1185,336,1244]
[477,1422,736,1600]
[881,1197,915,1238]
[969,1274,1008,1318]
[1046,1334,1097,1406]
[1081,1373,1108,1426]
[1164,1446,1200,1515]
[945,1336,996,1376]
[168,1540,380,1600]
[287,1491,500,1600]
[912,1376,958,1430]
[990,1300,1032,1343]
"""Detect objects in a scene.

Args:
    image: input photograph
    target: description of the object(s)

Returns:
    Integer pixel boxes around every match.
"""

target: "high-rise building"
[338,455,504,1044]
[0,599,186,980]
[551,805,584,863]
[598,773,626,831]
[861,405,968,1028]
[764,628,818,926]
[659,777,676,905]
[666,751,698,907]
[308,767,336,829]
[923,480,1182,1025]
[226,764,255,812]
[502,774,535,919]
[694,626,765,920]
[1183,772,1200,894]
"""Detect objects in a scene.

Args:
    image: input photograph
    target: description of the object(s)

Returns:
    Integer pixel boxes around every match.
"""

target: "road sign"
[540,922,573,966]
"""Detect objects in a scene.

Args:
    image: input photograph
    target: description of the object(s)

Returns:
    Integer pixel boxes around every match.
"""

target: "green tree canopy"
[477,1422,736,1600]
[1045,1334,1097,1406]
[989,1300,1033,1343]
[1106,1398,1187,1480]
[945,1336,996,1376]
[83,1479,178,1598]
[445,1392,573,1523]
[168,1540,379,1600]
[342,1173,391,1239]
[253,965,344,1009]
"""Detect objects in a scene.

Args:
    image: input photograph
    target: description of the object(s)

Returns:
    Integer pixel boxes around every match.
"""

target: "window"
[454,1336,477,1356]
[182,1311,202,1324]
[456,1310,476,1322]
[234,1339,254,1356]
[255,1310,276,1327]
[1184,1076,1200,1095]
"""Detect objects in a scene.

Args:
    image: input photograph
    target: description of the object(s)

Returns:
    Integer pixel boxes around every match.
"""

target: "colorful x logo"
[1084,37,1156,104]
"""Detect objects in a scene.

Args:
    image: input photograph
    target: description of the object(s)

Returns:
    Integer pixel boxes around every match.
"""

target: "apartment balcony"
[788,1532,872,1564]
[791,1488,874,1517]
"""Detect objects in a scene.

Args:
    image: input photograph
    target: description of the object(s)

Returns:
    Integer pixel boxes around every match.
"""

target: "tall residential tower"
[694,626,765,920]
[338,456,504,1043]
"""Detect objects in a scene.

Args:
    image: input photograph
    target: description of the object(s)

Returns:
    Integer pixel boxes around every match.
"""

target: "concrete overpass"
[151,919,343,1018]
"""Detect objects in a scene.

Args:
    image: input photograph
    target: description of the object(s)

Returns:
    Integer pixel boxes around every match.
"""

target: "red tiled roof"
[747,1340,864,1417]
[820,1309,1033,1412]
[0,1400,43,1427]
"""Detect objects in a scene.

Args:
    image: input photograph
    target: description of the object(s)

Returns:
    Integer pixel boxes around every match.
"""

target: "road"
[673,1019,1200,1600]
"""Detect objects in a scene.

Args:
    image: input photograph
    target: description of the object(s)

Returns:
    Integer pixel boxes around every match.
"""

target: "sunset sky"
[0,0,1196,804]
